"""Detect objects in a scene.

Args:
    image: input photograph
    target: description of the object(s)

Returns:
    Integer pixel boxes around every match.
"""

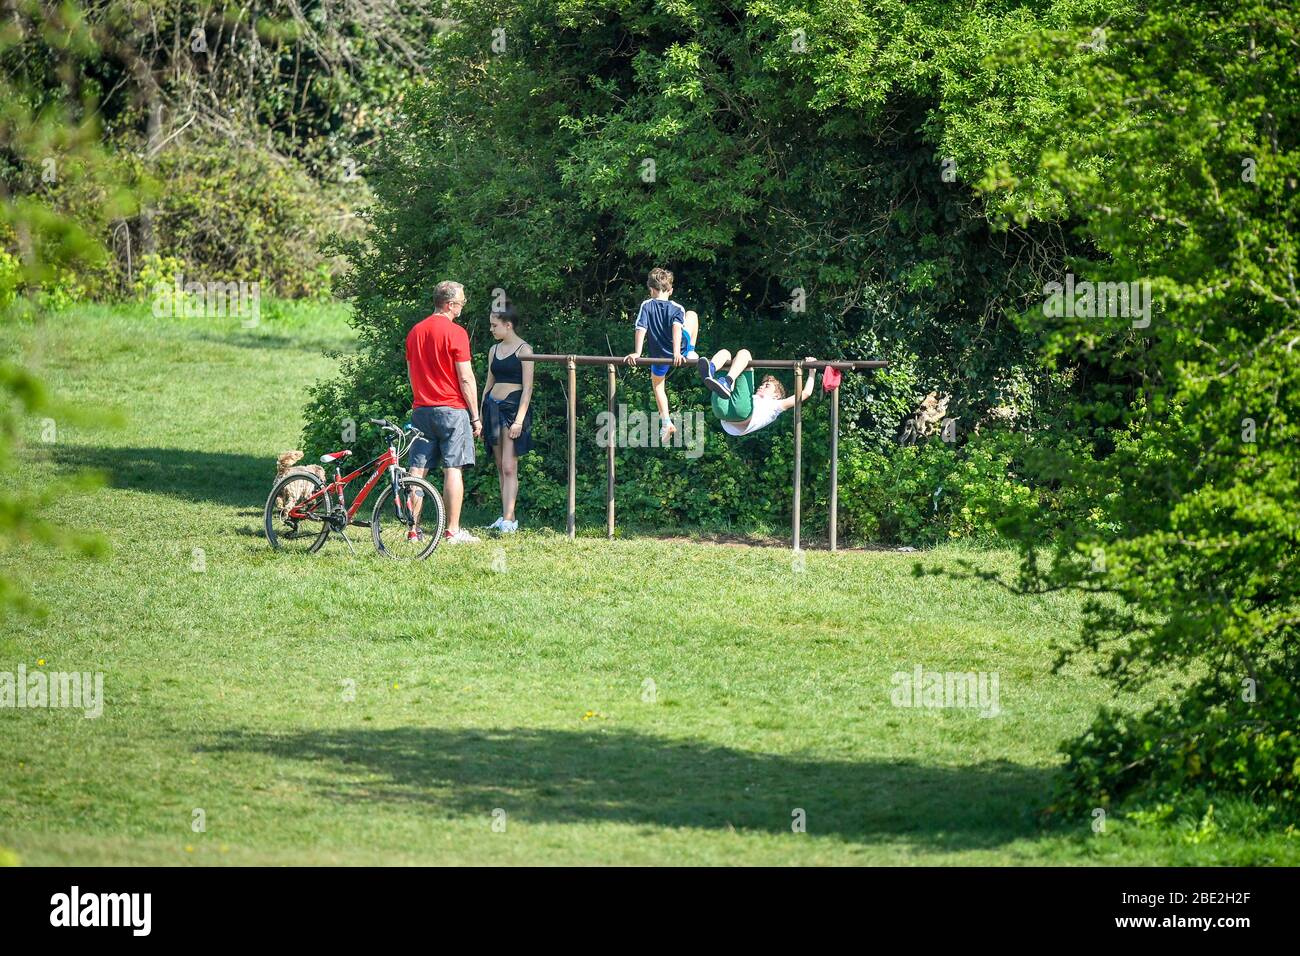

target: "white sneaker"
[443,528,481,544]
[488,516,505,531]
[500,519,519,534]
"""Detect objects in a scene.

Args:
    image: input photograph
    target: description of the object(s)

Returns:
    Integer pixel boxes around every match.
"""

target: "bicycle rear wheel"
[371,475,443,559]
[264,473,331,553]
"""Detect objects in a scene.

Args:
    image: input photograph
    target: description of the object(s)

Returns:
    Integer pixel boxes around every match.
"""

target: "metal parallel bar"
[525,354,886,370]
[792,363,803,552]
[528,352,882,548]
[830,384,840,552]
[606,363,616,540]
[567,356,576,539]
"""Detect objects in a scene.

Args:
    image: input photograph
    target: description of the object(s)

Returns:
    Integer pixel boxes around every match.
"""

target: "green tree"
[962,0,1300,811]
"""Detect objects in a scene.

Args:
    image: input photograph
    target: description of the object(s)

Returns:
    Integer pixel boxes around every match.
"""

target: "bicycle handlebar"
[369,418,418,434]
[368,418,424,451]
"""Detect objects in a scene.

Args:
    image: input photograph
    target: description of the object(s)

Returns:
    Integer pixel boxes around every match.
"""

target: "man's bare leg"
[683,310,700,358]
[710,348,732,371]
[409,465,428,526]
[443,466,464,533]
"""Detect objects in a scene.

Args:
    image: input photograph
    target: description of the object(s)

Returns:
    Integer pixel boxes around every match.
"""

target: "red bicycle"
[263,419,445,559]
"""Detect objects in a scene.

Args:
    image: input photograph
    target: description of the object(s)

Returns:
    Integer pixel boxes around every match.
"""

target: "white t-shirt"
[721,397,785,436]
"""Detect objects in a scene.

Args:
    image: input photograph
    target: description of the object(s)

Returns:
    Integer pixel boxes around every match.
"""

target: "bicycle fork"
[389,464,413,525]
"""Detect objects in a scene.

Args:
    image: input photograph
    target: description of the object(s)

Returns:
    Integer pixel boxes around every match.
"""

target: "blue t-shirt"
[635,298,686,359]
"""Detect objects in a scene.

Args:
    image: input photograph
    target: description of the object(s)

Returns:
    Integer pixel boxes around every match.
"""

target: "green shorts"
[711,368,755,422]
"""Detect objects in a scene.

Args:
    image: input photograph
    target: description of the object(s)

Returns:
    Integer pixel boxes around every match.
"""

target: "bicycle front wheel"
[371,475,444,559]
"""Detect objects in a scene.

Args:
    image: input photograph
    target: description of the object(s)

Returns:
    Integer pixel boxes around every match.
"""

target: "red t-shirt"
[406,312,471,409]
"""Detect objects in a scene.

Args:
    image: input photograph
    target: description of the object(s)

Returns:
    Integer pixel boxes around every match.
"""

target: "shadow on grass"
[201,725,1050,850]
[191,329,356,354]
[47,444,269,508]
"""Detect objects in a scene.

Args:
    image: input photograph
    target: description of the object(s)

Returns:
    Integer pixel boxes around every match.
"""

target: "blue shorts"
[408,405,475,470]
[650,328,694,377]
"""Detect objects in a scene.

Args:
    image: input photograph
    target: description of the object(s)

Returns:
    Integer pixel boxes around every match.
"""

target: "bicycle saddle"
[320,450,353,463]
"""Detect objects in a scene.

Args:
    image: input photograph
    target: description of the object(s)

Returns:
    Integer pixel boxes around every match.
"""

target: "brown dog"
[899,392,951,445]
[274,450,326,518]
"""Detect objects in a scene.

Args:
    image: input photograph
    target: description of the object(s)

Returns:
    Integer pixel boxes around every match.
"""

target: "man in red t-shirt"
[405,280,482,544]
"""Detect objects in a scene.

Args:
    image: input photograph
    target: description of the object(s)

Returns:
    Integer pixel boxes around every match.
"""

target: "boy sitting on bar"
[624,267,701,442]
[698,348,817,436]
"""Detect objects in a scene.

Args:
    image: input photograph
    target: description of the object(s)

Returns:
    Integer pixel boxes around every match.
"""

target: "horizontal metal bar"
[524,354,888,369]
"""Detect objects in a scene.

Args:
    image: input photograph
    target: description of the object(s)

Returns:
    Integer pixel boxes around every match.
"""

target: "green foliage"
[33,266,88,310]
[842,435,1029,545]
[313,0,1112,537]
[0,250,19,311]
[1056,678,1300,814]
[1,0,438,297]
[149,138,361,297]
[130,253,185,302]
[968,0,1300,810]
[11,0,1288,824]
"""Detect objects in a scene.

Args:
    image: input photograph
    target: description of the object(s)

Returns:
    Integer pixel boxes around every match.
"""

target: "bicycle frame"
[287,438,411,527]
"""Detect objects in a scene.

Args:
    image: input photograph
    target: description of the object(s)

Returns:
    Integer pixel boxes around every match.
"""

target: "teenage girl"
[480,303,534,532]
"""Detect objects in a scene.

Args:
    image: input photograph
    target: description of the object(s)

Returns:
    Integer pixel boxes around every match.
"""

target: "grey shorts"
[409,405,475,470]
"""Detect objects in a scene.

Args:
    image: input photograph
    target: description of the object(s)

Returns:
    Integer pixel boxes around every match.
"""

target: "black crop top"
[491,345,525,386]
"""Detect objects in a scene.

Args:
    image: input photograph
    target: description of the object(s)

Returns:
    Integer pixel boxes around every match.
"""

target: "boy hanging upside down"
[698,349,817,435]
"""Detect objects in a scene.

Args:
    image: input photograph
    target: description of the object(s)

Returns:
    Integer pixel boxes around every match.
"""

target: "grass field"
[1,303,1294,865]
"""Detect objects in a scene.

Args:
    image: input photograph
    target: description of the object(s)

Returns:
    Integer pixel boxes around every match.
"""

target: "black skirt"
[481,392,533,456]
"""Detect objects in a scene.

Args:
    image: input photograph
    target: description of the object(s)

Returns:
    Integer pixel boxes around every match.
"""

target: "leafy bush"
[0,250,19,311]
[130,254,186,303]
[1055,677,1300,814]
[839,431,1055,546]
[150,139,360,298]
[33,268,89,311]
